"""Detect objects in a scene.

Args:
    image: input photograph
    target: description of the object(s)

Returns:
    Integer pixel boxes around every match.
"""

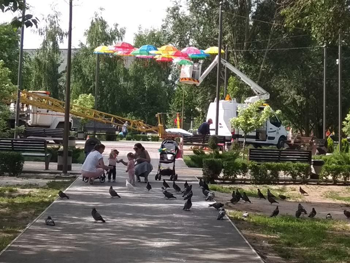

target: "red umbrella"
[112,42,134,52]
[169,51,190,59]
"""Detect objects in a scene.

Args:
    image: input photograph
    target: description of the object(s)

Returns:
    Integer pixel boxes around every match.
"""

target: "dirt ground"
[213,184,350,263]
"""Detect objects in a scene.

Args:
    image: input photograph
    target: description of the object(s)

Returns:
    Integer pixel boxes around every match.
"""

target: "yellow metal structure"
[18,90,161,135]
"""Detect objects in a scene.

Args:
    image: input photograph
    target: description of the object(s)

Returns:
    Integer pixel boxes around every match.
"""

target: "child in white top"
[124,152,135,186]
[108,149,119,182]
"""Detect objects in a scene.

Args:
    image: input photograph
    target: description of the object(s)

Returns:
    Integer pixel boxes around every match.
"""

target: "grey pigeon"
[326,213,332,219]
[209,202,224,210]
[202,187,210,197]
[299,187,308,195]
[163,179,170,189]
[217,208,226,220]
[235,189,243,200]
[109,186,120,198]
[173,181,181,192]
[242,192,251,203]
[230,195,239,204]
[146,182,152,191]
[45,216,55,226]
[184,180,189,189]
[183,198,192,211]
[184,191,193,200]
[58,190,69,199]
[92,208,106,223]
[182,185,192,197]
[163,191,176,199]
[205,192,215,201]
[270,206,279,217]
[344,210,350,219]
[295,209,302,218]
[257,189,266,199]
[298,204,307,214]
[308,208,316,218]
[199,178,204,188]
[202,181,209,191]
[278,194,287,200]
[267,189,276,198]
[267,195,278,205]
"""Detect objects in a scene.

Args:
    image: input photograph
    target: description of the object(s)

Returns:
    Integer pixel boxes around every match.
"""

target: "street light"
[62,0,73,174]
[215,1,223,136]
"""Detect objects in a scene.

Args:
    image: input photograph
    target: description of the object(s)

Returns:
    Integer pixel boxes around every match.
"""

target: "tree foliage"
[73,93,95,131]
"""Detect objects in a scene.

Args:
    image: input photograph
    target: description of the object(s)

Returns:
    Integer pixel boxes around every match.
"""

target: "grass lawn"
[0,180,74,252]
[209,184,304,201]
[229,211,350,263]
[324,187,350,203]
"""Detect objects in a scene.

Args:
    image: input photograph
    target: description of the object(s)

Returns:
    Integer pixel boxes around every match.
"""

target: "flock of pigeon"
[45,181,350,226]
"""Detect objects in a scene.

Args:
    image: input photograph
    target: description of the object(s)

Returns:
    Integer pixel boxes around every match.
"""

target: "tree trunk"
[243,133,247,159]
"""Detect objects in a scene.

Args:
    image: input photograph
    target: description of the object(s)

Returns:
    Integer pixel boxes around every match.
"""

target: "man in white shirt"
[81,144,110,184]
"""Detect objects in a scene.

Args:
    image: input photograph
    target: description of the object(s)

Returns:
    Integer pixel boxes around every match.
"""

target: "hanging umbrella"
[112,42,134,52]
[136,55,155,59]
[153,45,178,55]
[114,48,137,56]
[169,50,190,59]
[174,58,193,65]
[131,49,152,56]
[139,45,158,52]
[181,46,201,55]
[204,46,225,55]
[155,55,173,62]
[189,50,210,59]
[94,45,114,54]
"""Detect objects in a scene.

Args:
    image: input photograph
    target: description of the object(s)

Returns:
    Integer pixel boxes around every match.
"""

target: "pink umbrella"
[112,42,134,52]
[169,51,190,59]
[114,48,137,56]
[181,46,201,55]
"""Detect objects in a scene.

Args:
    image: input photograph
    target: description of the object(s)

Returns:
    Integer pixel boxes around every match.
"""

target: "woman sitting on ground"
[81,144,111,184]
[133,143,153,183]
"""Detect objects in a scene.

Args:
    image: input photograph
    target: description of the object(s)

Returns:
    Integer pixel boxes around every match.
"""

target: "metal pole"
[323,45,326,139]
[215,1,223,136]
[94,54,100,136]
[63,0,73,174]
[181,88,184,129]
[224,45,228,99]
[14,0,26,139]
[338,32,342,151]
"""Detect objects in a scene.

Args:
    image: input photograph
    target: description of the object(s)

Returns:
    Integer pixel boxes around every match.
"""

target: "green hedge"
[0,152,24,176]
[321,164,350,184]
[203,158,223,183]
[223,159,248,182]
[185,150,239,168]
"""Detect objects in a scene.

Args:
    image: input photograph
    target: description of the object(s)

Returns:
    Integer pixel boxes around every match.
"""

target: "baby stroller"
[82,171,106,183]
[155,139,179,181]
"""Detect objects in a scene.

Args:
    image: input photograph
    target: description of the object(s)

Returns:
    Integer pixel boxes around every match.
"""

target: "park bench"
[183,135,226,150]
[0,138,51,170]
[248,148,312,164]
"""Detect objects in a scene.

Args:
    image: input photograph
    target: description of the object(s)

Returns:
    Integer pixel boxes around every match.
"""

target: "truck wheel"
[277,137,286,149]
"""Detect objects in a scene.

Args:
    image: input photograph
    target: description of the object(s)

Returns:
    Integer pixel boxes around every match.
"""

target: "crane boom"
[197,55,270,103]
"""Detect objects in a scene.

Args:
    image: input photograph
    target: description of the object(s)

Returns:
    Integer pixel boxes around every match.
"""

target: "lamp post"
[14,0,26,139]
[94,54,100,136]
[62,0,73,174]
[323,45,326,139]
[224,45,228,99]
[215,1,223,136]
[338,32,342,151]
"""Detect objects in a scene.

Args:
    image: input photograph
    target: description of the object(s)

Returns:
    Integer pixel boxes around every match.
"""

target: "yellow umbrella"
[94,46,114,54]
[204,46,225,55]
[152,45,178,55]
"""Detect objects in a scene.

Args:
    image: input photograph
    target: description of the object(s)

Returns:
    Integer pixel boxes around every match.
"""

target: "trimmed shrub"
[327,137,334,153]
[321,164,350,184]
[208,135,219,151]
[341,139,349,153]
[150,136,159,142]
[249,162,269,184]
[193,148,205,155]
[105,132,117,141]
[203,158,223,183]
[189,154,208,168]
[140,135,150,141]
[0,152,24,176]
[70,147,85,163]
[125,135,133,141]
[223,159,248,182]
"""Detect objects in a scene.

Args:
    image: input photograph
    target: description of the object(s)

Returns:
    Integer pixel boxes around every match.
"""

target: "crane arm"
[196,55,270,103]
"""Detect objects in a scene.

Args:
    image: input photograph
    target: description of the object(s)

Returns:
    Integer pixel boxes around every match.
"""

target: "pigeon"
[242,192,251,203]
[235,189,243,200]
[270,206,279,217]
[205,192,215,201]
[199,178,204,188]
[278,194,287,200]
[202,187,210,197]
[267,195,278,205]
[173,181,182,193]
[231,191,236,199]
[298,203,307,214]
[184,180,189,189]
[182,185,192,197]
[299,187,308,195]
[217,208,226,220]
[163,191,176,199]
[58,190,69,199]
[202,181,209,191]
[344,210,350,219]
[109,186,120,198]
[308,208,317,218]
[257,189,266,199]
[267,189,276,198]
[183,198,192,211]
[326,213,332,219]
[242,212,249,218]
[230,195,239,204]
[92,208,105,223]
[184,191,193,200]
[209,202,224,210]
[126,180,134,191]
[163,179,170,189]
[295,209,302,218]
[146,182,152,191]
[45,216,55,226]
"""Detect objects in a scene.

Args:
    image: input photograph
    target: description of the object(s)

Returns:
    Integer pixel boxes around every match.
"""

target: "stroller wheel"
[83,176,89,183]
[100,173,106,183]
[174,174,178,181]
[170,174,173,181]
[158,174,161,180]
[155,174,159,181]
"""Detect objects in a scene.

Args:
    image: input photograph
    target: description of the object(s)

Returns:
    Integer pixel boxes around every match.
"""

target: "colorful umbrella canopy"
[112,42,134,52]
[189,50,210,59]
[139,45,158,52]
[153,45,178,55]
[174,58,193,65]
[204,46,225,55]
[136,55,155,59]
[155,55,173,62]
[181,46,201,55]
[169,51,190,59]
[114,48,137,56]
[94,46,114,54]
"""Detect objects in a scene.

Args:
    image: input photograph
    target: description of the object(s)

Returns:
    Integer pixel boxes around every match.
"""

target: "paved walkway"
[0,151,262,263]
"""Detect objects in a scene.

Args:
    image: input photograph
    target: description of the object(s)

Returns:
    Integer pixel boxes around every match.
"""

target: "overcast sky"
[0,0,178,49]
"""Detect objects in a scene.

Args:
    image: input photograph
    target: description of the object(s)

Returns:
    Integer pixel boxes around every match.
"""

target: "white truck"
[180,55,287,148]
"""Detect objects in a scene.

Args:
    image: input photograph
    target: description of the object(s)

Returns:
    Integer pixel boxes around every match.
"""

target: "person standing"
[107,149,119,182]
[122,121,129,137]
[197,118,213,143]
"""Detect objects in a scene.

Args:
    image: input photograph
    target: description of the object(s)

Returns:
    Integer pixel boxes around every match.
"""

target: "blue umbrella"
[189,50,210,59]
[139,45,158,52]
